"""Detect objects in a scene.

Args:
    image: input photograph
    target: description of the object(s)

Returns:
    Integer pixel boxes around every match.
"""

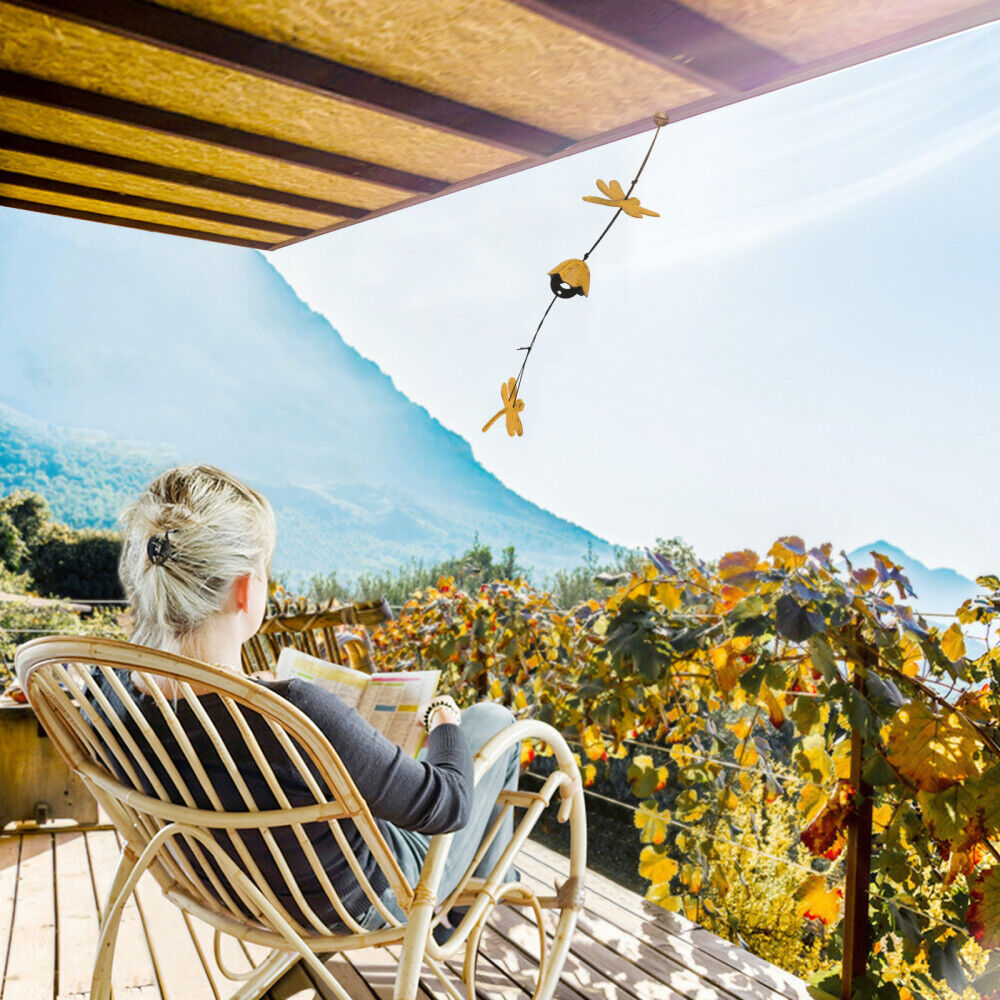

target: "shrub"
[0,603,125,687]
[27,525,123,600]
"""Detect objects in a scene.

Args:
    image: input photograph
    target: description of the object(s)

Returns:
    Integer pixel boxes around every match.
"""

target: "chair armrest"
[413,718,583,908]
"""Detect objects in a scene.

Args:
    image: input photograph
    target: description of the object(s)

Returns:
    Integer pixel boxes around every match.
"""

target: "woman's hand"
[426,696,462,731]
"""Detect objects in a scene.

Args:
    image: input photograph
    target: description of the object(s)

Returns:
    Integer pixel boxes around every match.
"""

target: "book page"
[275,647,369,711]
[358,670,440,757]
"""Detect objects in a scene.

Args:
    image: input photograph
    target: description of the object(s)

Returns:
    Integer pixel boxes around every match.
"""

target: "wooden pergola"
[2,0,999,251]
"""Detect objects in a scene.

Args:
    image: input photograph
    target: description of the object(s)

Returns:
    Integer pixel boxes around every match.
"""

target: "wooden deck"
[0,826,811,1000]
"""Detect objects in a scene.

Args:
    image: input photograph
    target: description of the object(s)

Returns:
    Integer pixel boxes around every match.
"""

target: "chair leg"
[225,950,301,1000]
[394,897,435,1000]
[90,849,139,1000]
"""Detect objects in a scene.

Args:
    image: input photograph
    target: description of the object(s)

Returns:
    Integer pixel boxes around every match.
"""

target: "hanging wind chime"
[483,112,669,437]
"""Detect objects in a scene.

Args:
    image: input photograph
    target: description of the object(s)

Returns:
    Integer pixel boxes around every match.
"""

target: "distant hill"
[845,540,978,614]
[0,211,615,580]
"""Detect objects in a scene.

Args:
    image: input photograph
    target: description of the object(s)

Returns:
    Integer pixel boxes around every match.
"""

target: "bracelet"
[422,697,457,732]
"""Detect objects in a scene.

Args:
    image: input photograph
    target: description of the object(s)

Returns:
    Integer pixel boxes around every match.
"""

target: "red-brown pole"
[841,641,875,1000]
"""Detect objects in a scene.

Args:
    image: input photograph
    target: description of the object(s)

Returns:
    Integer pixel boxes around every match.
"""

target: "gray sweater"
[89,670,472,926]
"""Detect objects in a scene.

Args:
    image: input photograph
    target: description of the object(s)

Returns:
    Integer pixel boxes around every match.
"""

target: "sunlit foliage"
[369,541,1000,999]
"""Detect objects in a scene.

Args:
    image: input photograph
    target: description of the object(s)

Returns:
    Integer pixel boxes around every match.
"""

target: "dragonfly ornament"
[483,113,668,437]
[481,377,524,437]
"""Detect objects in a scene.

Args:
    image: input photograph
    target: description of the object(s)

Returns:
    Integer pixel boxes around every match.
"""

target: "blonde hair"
[119,465,276,653]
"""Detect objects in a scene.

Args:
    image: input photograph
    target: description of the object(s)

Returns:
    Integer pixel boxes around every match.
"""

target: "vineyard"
[366,540,1000,1000]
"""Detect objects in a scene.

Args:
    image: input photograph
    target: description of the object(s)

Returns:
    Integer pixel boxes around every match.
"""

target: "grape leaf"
[794,874,843,926]
[941,623,966,663]
[886,702,983,792]
[638,845,679,885]
[776,595,825,642]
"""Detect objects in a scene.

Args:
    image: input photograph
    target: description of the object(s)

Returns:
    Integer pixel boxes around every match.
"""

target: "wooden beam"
[273,2,1000,250]
[9,0,571,158]
[511,0,797,93]
[0,71,448,194]
[0,195,277,249]
[0,168,311,235]
[0,130,365,217]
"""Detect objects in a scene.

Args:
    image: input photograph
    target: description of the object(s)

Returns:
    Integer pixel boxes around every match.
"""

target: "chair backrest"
[16,635,413,937]
[241,599,392,675]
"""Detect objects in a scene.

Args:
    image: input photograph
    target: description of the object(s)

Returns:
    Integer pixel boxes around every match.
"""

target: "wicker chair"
[241,599,392,675]
[16,636,586,1000]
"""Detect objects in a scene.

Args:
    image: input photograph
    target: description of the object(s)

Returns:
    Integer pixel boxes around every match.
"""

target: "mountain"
[0,211,615,580]
[845,540,978,614]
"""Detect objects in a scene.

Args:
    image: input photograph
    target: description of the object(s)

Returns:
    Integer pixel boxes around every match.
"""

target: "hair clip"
[147,531,172,565]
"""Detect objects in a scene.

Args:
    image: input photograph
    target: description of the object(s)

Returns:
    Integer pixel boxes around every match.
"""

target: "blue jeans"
[359,702,521,929]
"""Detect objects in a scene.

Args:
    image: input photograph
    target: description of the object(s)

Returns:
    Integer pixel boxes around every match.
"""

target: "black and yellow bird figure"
[482,377,525,436]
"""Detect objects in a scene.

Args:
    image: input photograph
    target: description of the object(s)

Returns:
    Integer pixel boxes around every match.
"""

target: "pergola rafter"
[0,0,997,250]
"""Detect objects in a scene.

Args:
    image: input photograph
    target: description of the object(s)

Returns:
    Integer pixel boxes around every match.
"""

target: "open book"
[275,648,439,757]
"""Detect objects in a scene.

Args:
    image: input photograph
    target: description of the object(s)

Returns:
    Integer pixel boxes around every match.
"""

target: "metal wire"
[575,783,839,880]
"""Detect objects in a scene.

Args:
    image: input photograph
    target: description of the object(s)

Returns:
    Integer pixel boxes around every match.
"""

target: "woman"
[96,463,520,935]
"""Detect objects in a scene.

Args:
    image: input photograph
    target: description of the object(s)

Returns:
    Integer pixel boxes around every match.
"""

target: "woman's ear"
[232,573,252,614]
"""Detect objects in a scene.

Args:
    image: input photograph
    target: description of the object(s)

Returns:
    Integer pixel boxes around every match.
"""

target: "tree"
[0,509,27,573]
[0,491,50,553]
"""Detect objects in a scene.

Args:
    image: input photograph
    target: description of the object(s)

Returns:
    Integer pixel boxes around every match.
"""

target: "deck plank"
[54,832,102,1000]
[520,841,811,1000]
[3,829,812,1000]
[516,852,732,1000]
[515,847,791,1000]
[84,830,160,999]
[0,837,21,992]
[124,843,219,1000]
[2,833,56,1000]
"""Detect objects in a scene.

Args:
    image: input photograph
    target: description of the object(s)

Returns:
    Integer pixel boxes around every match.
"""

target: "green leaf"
[809,635,838,683]
[861,753,897,787]
[791,693,820,733]
[927,936,967,994]
[738,662,766,698]
[845,687,876,739]
[776,594,825,642]
[887,900,923,944]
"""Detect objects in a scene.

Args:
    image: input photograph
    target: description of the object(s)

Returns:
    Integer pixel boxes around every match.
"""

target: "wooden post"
[841,641,875,1000]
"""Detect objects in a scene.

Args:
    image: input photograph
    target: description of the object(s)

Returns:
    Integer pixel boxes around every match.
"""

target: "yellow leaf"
[900,634,922,677]
[710,640,749,694]
[794,875,843,926]
[887,702,983,792]
[832,739,853,782]
[514,690,527,710]
[489,679,503,699]
[941,623,966,662]
[732,718,752,742]
[768,536,807,569]
[718,550,762,585]
[794,734,833,785]
[638,846,678,885]
[872,804,893,831]
[654,582,681,610]
[582,763,597,787]
[644,882,681,909]
[581,724,606,762]
[760,684,785,728]
[797,783,826,825]
[634,803,670,845]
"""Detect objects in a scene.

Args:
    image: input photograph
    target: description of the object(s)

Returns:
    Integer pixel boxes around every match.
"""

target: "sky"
[272,20,1000,580]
